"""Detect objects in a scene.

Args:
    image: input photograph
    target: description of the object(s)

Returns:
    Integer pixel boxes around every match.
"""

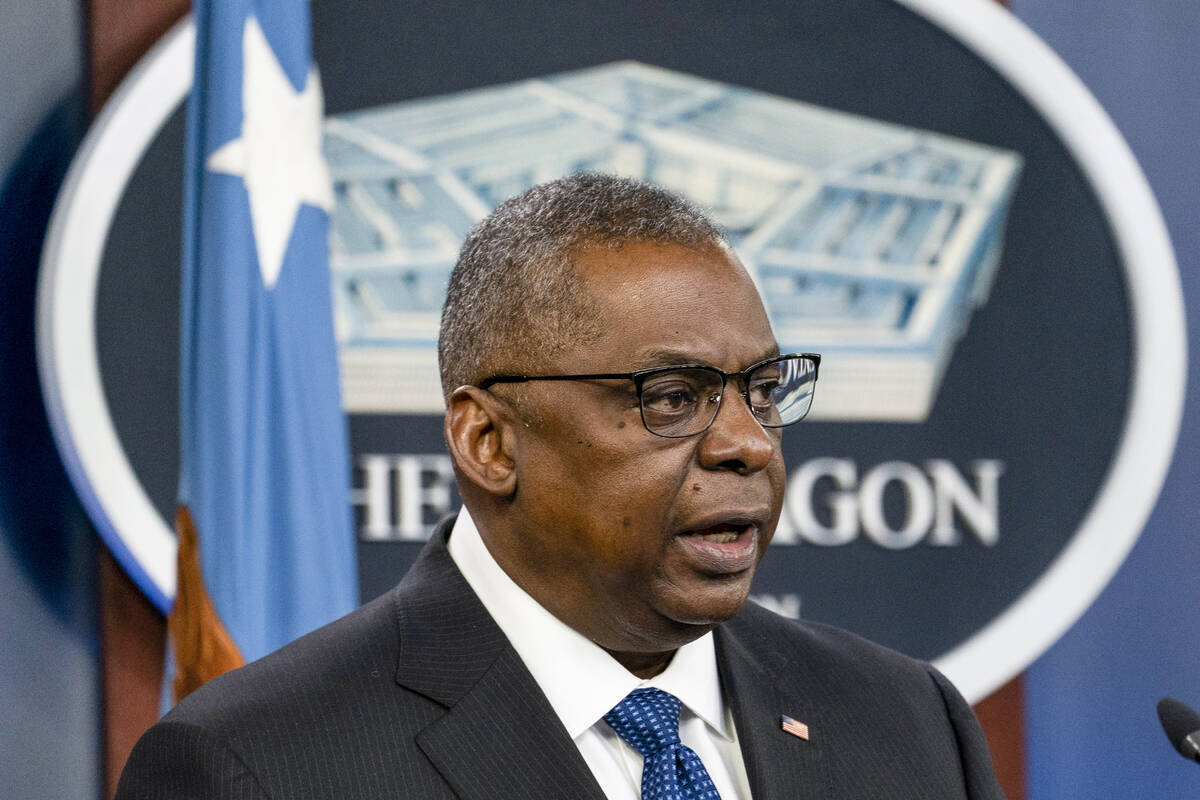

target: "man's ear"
[444,385,518,497]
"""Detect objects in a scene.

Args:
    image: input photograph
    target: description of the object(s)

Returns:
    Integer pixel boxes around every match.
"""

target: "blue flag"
[171,0,357,699]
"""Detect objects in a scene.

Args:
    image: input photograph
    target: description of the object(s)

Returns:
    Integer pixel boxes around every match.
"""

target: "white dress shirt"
[447,508,753,800]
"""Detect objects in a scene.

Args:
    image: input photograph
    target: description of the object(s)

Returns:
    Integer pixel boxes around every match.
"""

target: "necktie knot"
[603,688,723,799]
[604,687,683,756]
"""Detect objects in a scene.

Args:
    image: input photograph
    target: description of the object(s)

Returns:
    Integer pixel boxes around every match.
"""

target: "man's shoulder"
[723,600,943,693]
[727,599,924,662]
[164,586,406,731]
[117,583,466,798]
[719,602,1005,798]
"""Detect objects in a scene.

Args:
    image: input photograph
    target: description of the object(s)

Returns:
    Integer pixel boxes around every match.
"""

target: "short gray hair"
[437,173,725,396]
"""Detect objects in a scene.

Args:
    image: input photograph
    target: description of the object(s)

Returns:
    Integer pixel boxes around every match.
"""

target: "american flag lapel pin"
[781,714,810,741]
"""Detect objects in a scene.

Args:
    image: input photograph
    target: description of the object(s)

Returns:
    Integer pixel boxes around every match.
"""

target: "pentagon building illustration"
[325,61,1021,421]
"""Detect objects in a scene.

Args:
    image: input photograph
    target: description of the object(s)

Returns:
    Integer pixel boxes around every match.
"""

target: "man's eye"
[749,379,780,407]
[642,384,699,414]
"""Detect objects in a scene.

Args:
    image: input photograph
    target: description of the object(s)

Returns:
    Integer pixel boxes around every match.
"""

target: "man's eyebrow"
[632,347,782,370]
[634,349,701,368]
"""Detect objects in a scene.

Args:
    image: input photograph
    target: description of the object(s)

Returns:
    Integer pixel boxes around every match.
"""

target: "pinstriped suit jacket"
[116,518,1005,799]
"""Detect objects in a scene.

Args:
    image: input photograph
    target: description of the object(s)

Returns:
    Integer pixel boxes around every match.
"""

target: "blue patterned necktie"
[603,687,723,800]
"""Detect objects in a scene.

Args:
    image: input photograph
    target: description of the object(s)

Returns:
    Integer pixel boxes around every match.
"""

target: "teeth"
[695,531,738,544]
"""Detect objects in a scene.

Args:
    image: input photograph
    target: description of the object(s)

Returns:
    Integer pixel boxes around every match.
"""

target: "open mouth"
[674,521,761,573]
[684,525,746,545]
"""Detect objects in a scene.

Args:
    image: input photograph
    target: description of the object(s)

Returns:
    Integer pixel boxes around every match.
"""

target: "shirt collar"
[447,508,731,741]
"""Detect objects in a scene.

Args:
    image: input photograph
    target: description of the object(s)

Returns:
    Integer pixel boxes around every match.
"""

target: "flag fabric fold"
[171,0,358,702]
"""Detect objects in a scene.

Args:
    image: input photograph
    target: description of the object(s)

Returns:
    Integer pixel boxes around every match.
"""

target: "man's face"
[493,241,787,658]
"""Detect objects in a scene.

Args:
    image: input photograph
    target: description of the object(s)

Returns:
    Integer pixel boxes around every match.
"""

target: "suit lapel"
[391,521,606,800]
[393,521,837,800]
[717,621,831,800]
[416,646,607,800]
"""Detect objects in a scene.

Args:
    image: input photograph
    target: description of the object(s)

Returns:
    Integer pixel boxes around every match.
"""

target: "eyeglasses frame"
[478,352,821,438]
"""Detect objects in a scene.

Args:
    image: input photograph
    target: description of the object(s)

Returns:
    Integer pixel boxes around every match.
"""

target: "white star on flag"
[207,14,333,289]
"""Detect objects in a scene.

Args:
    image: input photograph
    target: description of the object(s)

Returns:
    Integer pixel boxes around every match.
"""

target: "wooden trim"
[87,0,190,116]
[975,677,1027,800]
[98,550,166,798]
[88,3,189,794]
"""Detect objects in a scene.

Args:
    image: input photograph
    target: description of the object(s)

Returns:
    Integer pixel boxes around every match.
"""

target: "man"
[117,173,1004,799]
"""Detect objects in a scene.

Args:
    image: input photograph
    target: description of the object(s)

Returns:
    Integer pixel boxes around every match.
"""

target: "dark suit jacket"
[116,520,1005,799]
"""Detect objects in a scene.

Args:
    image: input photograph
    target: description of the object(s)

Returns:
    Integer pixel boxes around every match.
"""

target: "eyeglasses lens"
[639,356,817,437]
[761,356,816,427]
[639,369,724,437]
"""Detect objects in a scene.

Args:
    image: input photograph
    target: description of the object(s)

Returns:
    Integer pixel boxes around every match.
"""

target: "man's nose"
[696,384,777,473]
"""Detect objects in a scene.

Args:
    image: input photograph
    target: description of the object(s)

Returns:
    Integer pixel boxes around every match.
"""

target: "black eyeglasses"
[479,353,820,438]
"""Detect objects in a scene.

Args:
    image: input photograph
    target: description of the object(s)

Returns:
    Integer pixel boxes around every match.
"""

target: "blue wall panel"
[0,1,101,798]
[1011,1,1200,796]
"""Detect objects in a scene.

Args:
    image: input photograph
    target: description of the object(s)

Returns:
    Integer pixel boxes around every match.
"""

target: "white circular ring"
[36,2,1186,701]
